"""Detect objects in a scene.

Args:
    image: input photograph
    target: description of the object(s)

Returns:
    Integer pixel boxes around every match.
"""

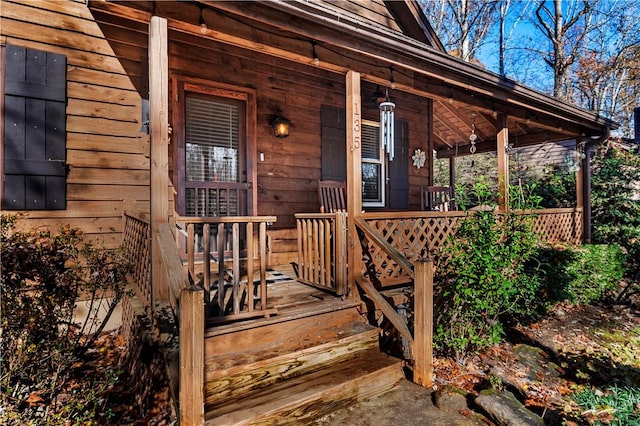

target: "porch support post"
[346,70,362,298]
[449,157,456,203]
[427,98,434,186]
[413,258,433,387]
[149,16,169,303]
[496,113,509,211]
[581,143,593,243]
[575,138,585,243]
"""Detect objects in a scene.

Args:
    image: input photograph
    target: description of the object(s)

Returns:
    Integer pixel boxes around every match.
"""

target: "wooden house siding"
[1,0,149,248]
[1,0,429,260]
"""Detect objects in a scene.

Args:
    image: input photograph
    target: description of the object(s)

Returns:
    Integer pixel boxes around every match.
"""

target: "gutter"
[582,127,611,243]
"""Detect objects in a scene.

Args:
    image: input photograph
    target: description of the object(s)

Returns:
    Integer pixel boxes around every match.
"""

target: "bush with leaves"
[434,178,542,360]
[0,215,131,425]
[590,141,640,304]
[533,244,626,307]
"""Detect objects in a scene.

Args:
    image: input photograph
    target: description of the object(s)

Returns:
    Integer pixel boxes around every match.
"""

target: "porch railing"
[294,212,348,295]
[122,211,152,313]
[175,216,277,323]
[360,208,583,285]
[354,217,433,386]
[525,207,583,245]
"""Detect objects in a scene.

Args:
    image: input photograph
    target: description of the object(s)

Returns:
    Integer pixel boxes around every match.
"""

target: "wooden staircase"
[203,301,404,425]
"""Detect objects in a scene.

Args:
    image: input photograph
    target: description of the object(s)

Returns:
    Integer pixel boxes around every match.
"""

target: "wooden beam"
[413,258,433,387]
[179,285,205,426]
[346,70,362,300]
[496,113,509,211]
[149,16,169,303]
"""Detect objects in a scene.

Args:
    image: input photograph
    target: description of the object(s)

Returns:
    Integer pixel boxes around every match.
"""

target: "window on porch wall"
[321,105,408,209]
[361,121,384,207]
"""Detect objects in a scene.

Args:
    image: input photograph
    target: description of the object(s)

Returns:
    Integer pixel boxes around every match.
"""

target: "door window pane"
[185,95,239,183]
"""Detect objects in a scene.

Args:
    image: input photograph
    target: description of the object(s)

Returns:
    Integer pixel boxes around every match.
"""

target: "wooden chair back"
[318,180,347,213]
[420,185,454,211]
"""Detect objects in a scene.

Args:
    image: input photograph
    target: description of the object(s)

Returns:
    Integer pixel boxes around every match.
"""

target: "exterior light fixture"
[199,7,208,33]
[271,114,291,138]
[311,40,320,66]
[379,88,395,161]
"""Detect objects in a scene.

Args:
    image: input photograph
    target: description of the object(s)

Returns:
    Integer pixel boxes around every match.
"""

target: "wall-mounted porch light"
[271,113,291,138]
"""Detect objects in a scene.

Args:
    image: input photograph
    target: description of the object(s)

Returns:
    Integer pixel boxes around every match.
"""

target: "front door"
[174,79,256,217]
[173,78,257,256]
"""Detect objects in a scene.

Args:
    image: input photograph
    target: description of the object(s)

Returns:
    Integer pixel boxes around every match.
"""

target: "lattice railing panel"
[526,208,582,245]
[362,212,465,285]
[360,209,582,285]
[122,211,152,311]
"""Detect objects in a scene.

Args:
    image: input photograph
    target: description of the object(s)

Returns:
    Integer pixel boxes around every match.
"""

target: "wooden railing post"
[413,258,433,387]
[180,285,205,426]
[335,211,348,296]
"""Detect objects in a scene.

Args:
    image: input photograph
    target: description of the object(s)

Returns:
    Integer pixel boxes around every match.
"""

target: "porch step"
[205,316,380,408]
[203,303,404,424]
[204,347,403,425]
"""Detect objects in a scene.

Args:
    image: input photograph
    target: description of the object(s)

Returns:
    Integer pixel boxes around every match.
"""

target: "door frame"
[171,75,257,217]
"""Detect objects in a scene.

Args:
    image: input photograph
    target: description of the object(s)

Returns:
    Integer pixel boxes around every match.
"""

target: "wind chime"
[469,113,477,168]
[379,88,395,161]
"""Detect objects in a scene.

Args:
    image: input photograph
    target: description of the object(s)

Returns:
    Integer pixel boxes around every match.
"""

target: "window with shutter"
[321,105,409,209]
[2,45,67,210]
[361,121,384,207]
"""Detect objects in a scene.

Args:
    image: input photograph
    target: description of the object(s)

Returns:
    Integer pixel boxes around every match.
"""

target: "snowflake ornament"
[412,148,426,169]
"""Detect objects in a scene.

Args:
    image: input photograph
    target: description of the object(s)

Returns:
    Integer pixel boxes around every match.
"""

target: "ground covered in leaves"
[52,303,637,425]
[433,303,640,425]
[317,303,639,425]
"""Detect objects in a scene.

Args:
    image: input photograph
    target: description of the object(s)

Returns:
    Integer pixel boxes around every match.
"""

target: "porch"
[124,203,582,425]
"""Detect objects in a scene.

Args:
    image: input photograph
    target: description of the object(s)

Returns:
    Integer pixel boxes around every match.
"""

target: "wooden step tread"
[204,321,380,407]
[205,306,364,357]
[206,319,378,371]
[206,297,361,338]
[205,347,403,425]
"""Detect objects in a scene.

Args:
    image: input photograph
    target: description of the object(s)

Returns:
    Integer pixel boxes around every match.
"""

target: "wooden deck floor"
[205,263,359,338]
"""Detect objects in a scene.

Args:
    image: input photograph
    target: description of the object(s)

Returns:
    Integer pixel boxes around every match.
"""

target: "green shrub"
[434,179,542,360]
[530,244,625,306]
[0,215,130,425]
[591,142,640,304]
[565,244,625,304]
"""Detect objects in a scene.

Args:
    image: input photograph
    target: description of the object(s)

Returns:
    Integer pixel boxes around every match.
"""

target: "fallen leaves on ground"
[434,304,640,424]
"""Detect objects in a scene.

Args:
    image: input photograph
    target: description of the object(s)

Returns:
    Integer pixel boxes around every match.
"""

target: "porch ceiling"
[91,1,617,157]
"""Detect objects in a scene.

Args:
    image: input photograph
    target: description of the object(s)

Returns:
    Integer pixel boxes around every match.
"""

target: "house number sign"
[352,101,361,151]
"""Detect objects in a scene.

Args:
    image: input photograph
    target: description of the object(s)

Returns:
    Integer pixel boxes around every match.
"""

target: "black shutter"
[388,119,409,209]
[320,105,346,181]
[3,45,67,210]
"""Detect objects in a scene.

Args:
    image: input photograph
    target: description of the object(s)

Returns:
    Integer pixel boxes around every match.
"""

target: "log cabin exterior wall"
[1,0,149,248]
[1,0,430,262]
[2,0,614,263]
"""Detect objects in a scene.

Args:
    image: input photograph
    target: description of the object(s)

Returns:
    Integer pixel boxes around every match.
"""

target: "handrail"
[353,218,434,387]
[156,223,192,313]
[355,274,413,345]
[155,222,205,425]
